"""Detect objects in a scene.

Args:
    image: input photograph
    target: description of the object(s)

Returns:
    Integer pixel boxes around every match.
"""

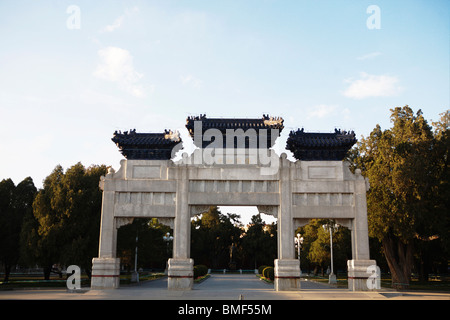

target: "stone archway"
[91,115,377,291]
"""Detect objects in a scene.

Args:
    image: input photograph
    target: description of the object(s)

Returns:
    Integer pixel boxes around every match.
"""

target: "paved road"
[83,274,354,300]
[1,274,449,300]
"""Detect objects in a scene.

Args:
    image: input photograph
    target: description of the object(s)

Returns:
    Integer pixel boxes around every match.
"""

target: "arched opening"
[190,206,277,275]
[116,218,173,284]
[294,219,352,286]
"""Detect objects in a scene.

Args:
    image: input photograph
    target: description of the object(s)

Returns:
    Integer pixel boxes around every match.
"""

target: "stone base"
[274,259,301,291]
[91,258,120,289]
[328,273,337,284]
[131,271,139,283]
[347,259,379,291]
[167,258,194,290]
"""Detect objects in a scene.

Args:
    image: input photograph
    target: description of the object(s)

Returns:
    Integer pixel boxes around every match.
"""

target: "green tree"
[0,177,36,281]
[416,110,450,279]
[190,206,243,268]
[431,110,450,254]
[241,214,264,269]
[60,164,108,277]
[0,179,16,281]
[29,163,107,279]
[241,214,277,269]
[297,219,351,276]
[300,220,335,273]
[353,106,449,289]
[117,218,170,271]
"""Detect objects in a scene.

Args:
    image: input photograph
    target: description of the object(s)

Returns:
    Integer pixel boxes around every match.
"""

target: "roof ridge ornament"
[164,129,181,142]
[262,115,284,127]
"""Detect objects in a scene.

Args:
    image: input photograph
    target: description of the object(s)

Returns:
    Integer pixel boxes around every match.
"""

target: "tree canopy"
[191,206,244,268]
[240,214,277,269]
[23,163,108,279]
[351,106,449,288]
[0,177,37,281]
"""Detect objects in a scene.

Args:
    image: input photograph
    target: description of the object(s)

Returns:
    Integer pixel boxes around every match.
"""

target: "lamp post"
[163,232,173,274]
[163,232,174,254]
[322,222,339,284]
[295,233,304,276]
[131,233,139,283]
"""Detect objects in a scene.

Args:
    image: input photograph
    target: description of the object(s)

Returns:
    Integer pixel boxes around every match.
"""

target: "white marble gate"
[91,149,376,291]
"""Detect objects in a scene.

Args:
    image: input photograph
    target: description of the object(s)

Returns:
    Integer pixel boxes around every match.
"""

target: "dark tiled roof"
[186,114,284,130]
[111,120,356,161]
[185,114,284,148]
[112,129,181,160]
[286,129,356,161]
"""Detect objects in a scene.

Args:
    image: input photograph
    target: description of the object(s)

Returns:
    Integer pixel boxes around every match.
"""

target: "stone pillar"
[347,170,377,291]
[275,154,300,291]
[91,257,120,289]
[168,165,194,290]
[352,173,371,261]
[347,260,379,291]
[91,184,121,289]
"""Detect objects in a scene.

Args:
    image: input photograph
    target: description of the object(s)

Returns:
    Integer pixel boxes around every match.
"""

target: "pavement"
[0,274,449,300]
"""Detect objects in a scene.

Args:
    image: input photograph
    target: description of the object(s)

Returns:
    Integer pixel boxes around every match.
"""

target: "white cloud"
[342,107,351,120]
[100,6,139,33]
[102,16,124,33]
[357,52,382,60]
[305,105,352,122]
[343,72,403,99]
[93,46,146,97]
[307,104,338,119]
[180,74,203,88]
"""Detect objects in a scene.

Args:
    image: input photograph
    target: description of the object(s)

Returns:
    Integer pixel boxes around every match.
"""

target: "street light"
[163,232,174,253]
[295,233,304,276]
[322,222,339,284]
[131,233,139,283]
[163,232,173,274]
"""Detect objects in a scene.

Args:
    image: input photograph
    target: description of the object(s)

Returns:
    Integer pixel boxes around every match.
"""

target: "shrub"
[262,266,274,281]
[198,265,208,276]
[193,266,200,279]
[194,265,208,279]
[258,265,269,274]
[266,268,274,281]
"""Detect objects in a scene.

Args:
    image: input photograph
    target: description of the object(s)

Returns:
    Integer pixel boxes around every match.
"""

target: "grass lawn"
[303,273,450,292]
[0,272,166,289]
[407,277,450,292]
[119,272,166,285]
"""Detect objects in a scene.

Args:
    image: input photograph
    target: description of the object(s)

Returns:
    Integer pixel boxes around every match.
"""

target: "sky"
[0,0,448,225]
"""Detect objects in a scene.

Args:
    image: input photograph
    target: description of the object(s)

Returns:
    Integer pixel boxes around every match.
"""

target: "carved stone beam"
[293,218,310,230]
[335,218,352,230]
[116,217,134,229]
[256,205,278,218]
[190,205,211,217]
[158,218,175,229]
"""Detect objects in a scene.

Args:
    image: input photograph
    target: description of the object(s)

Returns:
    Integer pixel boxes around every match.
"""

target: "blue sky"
[0,0,448,223]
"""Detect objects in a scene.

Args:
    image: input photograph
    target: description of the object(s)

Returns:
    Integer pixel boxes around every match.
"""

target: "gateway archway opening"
[294,219,352,284]
[190,206,277,274]
[116,217,173,283]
